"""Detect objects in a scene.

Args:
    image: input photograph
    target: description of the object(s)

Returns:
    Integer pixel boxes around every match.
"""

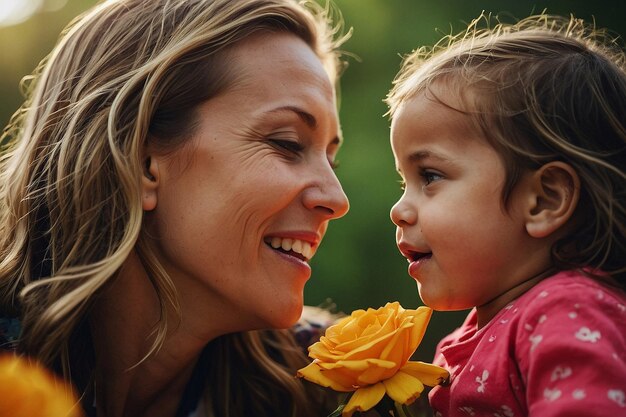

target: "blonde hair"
[386,13,626,285]
[0,0,347,415]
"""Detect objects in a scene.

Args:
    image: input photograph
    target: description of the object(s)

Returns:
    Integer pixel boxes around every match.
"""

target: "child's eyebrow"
[396,150,452,175]
[408,150,451,164]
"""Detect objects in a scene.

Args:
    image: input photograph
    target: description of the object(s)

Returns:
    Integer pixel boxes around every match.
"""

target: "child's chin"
[417,290,460,311]
[416,289,439,310]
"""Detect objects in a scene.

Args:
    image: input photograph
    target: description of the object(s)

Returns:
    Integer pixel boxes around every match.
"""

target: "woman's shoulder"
[292,305,342,351]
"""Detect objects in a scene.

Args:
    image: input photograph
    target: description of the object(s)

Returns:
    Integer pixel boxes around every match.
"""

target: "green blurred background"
[1,0,624,359]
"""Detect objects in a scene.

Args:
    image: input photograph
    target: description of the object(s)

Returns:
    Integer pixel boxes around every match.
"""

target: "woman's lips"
[263,239,313,275]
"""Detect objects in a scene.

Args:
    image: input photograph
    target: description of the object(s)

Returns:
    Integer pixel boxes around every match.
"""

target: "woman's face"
[145,32,349,332]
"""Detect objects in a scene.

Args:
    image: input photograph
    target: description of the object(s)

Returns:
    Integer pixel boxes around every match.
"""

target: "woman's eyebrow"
[265,106,317,129]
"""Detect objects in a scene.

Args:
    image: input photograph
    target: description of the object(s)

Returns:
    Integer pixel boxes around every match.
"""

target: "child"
[385,13,626,417]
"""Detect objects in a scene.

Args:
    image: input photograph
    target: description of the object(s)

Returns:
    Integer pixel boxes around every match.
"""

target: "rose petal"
[385,301,401,312]
[379,323,412,365]
[356,363,394,386]
[359,321,382,338]
[319,358,397,372]
[382,371,425,405]
[406,307,432,350]
[334,331,389,353]
[339,311,396,351]
[342,383,386,417]
[400,361,450,387]
[325,316,359,341]
[357,310,378,327]
[308,340,335,359]
[311,334,394,362]
[319,367,362,389]
[336,321,414,361]
[296,363,353,392]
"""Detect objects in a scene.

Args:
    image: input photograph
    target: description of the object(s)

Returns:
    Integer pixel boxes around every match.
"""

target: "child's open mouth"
[407,250,432,263]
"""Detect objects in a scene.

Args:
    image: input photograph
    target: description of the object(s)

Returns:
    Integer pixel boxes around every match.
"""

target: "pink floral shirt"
[429,270,626,417]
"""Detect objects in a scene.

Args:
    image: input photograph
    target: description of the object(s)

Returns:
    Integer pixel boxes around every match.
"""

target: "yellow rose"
[297,302,448,417]
[0,354,83,417]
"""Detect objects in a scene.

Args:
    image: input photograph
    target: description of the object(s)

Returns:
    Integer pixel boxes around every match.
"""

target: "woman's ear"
[525,161,580,238]
[142,155,159,211]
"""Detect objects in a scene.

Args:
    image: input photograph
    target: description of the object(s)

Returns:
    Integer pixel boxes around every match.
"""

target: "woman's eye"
[269,139,304,154]
[398,179,406,191]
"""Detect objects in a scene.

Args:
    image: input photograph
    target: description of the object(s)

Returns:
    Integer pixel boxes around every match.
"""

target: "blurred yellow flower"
[0,354,83,417]
[297,302,448,417]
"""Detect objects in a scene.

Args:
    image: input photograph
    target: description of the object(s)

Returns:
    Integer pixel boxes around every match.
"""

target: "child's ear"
[142,155,159,211]
[525,161,580,238]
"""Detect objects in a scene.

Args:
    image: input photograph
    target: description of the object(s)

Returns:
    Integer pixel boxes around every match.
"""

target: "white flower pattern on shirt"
[529,334,543,351]
[550,366,572,382]
[476,370,489,393]
[544,388,562,402]
[575,327,601,342]
[493,405,514,417]
[608,390,625,407]
[457,406,475,415]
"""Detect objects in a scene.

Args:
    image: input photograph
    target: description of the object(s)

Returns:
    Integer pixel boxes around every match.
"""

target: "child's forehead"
[392,83,478,134]
[396,73,477,112]
[391,88,490,151]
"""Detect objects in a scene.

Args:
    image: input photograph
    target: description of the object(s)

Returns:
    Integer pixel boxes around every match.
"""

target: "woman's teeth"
[268,237,314,260]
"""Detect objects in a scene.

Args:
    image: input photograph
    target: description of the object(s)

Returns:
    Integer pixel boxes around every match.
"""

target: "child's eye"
[329,158,340,170]
[421,169,443,185]
[398,179,406,191]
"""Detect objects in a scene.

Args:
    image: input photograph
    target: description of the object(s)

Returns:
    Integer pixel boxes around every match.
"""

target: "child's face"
[390,89,545,312]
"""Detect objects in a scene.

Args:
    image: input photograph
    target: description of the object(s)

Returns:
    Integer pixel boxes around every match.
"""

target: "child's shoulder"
[521,269,626,308]
[511,269,626,334]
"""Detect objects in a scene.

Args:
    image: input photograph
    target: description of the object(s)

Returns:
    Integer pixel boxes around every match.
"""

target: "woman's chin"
[260,301,303,330]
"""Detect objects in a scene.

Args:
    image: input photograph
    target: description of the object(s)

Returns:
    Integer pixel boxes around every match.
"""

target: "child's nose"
[390,195,416,227]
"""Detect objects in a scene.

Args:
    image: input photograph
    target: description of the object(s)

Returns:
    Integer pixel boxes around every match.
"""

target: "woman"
[0,0,350,416]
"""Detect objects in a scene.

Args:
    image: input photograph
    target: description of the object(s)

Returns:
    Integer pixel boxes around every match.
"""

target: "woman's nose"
[303,164,349,220]
[390,194,416,227]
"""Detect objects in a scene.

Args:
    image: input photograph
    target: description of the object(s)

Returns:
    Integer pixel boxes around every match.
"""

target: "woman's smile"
[264,234,319,262]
